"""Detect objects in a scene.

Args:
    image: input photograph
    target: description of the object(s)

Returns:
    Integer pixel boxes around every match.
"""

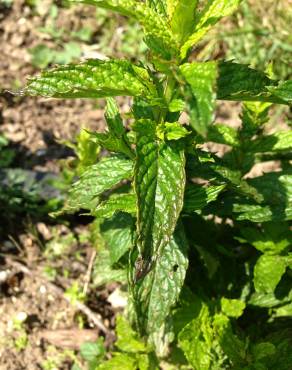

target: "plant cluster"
[23,0,292,368]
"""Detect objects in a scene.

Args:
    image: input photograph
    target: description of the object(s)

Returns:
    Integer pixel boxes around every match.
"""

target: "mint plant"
[23,0,292,368]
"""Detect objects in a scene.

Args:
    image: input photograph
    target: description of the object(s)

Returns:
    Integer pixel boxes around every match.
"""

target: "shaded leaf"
[100,213,134,264]
[248,131,292,153]
[183,183,225,213]
[93,249,127,286]
[65,155,133,213]
[207,123,239,146]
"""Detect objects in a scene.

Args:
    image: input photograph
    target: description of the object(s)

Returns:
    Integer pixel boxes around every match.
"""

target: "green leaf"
[170,0,198,43]
[133,226,189,337]
[80,339,105,363]
[252,342,276,361]
[207,123,239,146]
[100,213,134,264]
[249,290,292,308]
[96,353,138,370]
[65,155,133,213]
[221,298,245,318]
[168,98,185,112]
[95,193,136,219]
[240,223,292,254]
[71,0,179,59]
[134,119,186,266]
[217,62,290,104]
[248,131,292,153]
[115,315,147,353]
[267,80,292,104]
[180,61,218,137]
[180,0,241,58]
[212,313,247,365]
[178,303,213,370]
[23,59,156,99]
[93,249,127,286]
[254,254,287,293]
[146,0,167,15]
[183,184,225,213]
[156,122,190,141]
[105,97,125,137]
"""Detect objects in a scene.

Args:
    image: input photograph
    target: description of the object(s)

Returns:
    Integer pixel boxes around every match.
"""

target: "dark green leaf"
[248,131,292,153]
[183,184,225,213]
[133,226,189,337]
[217,62,290,104]
[134,119,186,264]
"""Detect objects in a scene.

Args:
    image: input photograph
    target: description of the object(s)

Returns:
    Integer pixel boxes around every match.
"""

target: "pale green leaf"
[181,0,241,58]
[156,122,190,141]
[93,249,127,286]
[65,155,133,213]
[24,59,156,99]
[234,204,292,223]
[134,120,186,265]
[71,0,179,58]
[249,290,292,308]
[80,339,105,362]
[180,61,218,137]
[115,315,147,353]
[104,97,126,137]
[168,98,185,112]
[133,227,189,336]
[95,193,136,219]
[100,213,134,264]
[272,303,292,318]
[212,313,247,365]
[170,0,198,43]
[184,184,225,213]
[97,353,138,370]
[178,304,213,370]
[221,298,245,318]
[254,254,287,293]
